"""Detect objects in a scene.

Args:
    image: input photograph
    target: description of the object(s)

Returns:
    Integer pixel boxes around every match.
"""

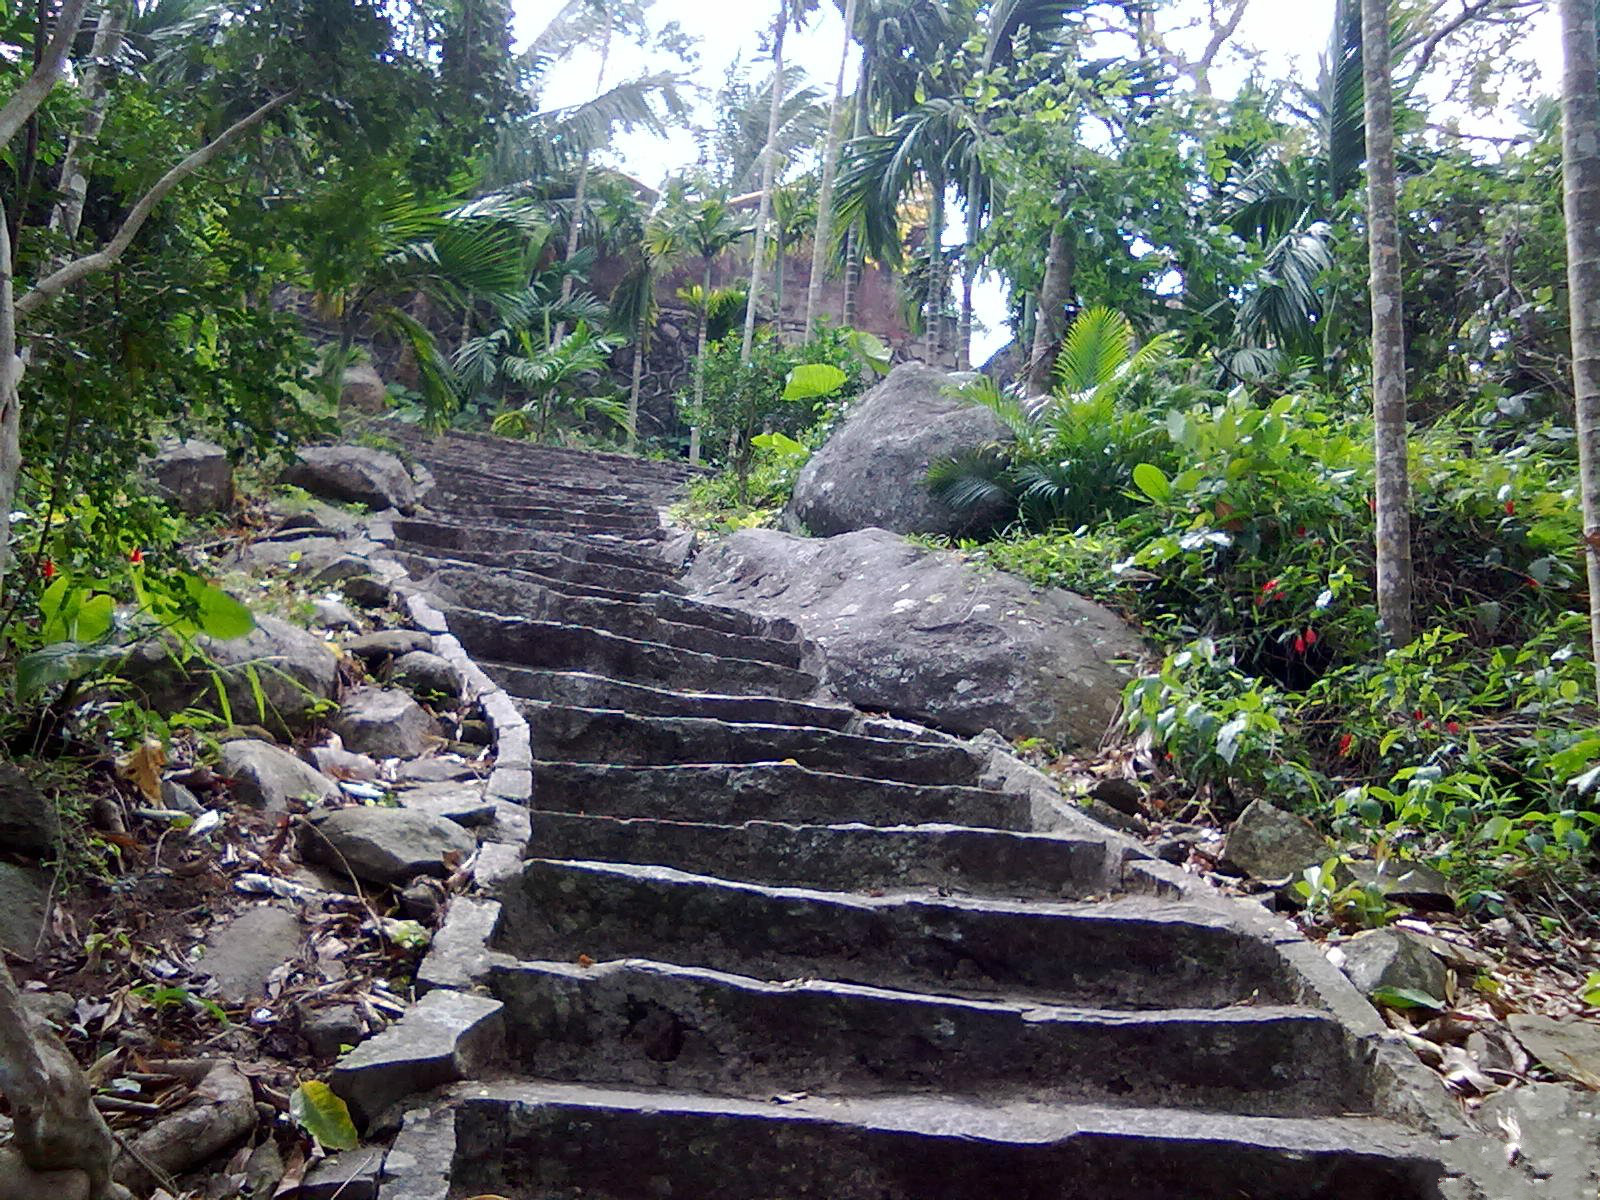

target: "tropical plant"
[486,324,627,443]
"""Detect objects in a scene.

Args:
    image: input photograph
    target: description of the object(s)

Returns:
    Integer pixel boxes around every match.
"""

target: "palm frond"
[927,447,1016,521]
[376,307,460,432]
[1055,306,1132,398]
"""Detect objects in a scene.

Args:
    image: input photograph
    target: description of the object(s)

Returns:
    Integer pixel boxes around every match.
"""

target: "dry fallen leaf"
[118,738,168,804]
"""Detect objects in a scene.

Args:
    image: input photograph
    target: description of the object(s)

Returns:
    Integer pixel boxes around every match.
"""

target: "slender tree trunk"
[806,0,858,335]
[690,259,712,464]
[1026,224,1073,395]
[554,16,612,347]
[49,0,125,246]
[924,169,945,363]
[0,213,22,576]
[773,226,787,338]
[628,302,648,450]
[843,57,872,329]
[742,0,788,364]
[1560,0,1600,697]
[959,158,983,371]
[1363,0,1414,645]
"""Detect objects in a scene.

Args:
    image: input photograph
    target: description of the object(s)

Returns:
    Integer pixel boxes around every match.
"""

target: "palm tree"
[1362,0,1413,645]
[648,188,753,463]
[804,0,860,335]
[1558,0,1600,696]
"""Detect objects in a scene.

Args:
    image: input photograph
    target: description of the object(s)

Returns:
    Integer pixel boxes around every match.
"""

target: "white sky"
[516,0,1563,360]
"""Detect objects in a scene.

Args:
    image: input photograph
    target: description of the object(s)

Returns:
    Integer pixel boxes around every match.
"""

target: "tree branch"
[16,92,294,319]
[0,0,94,150]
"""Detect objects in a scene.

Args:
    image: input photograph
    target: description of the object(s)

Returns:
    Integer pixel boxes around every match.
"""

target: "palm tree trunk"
[1560,0,1600,697]
[1026,224,1073,396]
[0,215,22,578]
[959,158,982,371]
[843,56,872,329]
[690,259,712,465]
[48,0,125,246]
[628,304,648,450]
[553,15,613,347]
[742,0,789,364]
[806,0,859,336]
[924,168,945,363]
[774,225,787,338]
[1362,0,1413,646]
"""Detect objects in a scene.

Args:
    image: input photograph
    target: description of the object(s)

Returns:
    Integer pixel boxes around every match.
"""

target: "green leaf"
[1131,463,1171,503]
[843,330,891,375]
[16,642,123,702]
[291,1081,360,1151]
[75,593,115,644]
[1369,986,1445,1012]
[1581,972,1600,1007]
[751,431,810,465]
[181,575,255,641]
[783,363,849,402]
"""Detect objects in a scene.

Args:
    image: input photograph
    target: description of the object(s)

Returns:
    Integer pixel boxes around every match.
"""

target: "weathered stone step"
[436,1082,1447,1200]
[392,429,693,481]
[527,813,1115,898]
[395,518,668,563]
[490,958,1361,1117]
[526,704,985,785]
[451,502,662,533]
[427,471,662,506]
[495,668,856,728]
[394,539,680,595]
[446,610,822,697]
[531,762,1027,827]
[495,860,1294,1008]
[392,551,671,604]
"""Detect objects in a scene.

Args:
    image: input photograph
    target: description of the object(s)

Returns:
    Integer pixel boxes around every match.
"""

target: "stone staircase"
[363,429,1504,1200]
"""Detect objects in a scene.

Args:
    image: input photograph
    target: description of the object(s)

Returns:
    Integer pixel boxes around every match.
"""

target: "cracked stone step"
[495,859,1295,1008]
[395,518,670,565]
[462,502,662,530]
[495,668,857,727]
[527,813,1117,897]
[444,610,823,697]
[392,552,660,606]
[525,704,986,785]
[531,761,1029,827]
[436,1082,1448,1200]
[395,542,682,596]
[489,957,1363,1117]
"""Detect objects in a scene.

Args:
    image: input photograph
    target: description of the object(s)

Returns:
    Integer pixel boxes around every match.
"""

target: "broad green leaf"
[1582,972,1600,1008]
[1369,986,1444,1012]
[291,1081,360,1151]
[38,576,69,622]
[783,364,849,402]
[75,593,115,643]
[751,431,810,465]
[16,642,123,701]
[181,575,255,641]
[1131,463,1171,503]
[844,330,891,375]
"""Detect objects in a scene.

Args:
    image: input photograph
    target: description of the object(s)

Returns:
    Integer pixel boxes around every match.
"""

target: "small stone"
[200,905,303,1003]
[303,1004,364,1058]
[399,880,445,922]
[394,782,496,827]
[298,1146,385,1200]
[243,1138,286,1200]
[280,445,417,513]
[346,630,432,663]
[0,863,50,955]
[1508,1014,1600,1090]
[149,438,232,515]
[1340,859,1456,911]
[159,778,204,816]
[1337,928,1448,1001]
[1152,838,1191,865]
[342,575,394,609]
[1222,799,1329,882]
[392,650,464,701]
[1089,777,1144,816]
[398,758,481,783]
[312,599,363,632]
[332,688,436,759]
[307,744,382,782]
[457,719,493,746]
[0,762,60,859]
[302,806,475,886]
[340,363,389,414]
[220,740,337,811]
[20,990,75,1028]
[310,554,379,587]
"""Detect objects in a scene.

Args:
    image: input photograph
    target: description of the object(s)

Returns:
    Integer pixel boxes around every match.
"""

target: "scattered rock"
[1508,1014,1600,1089]
[457,718,493,746]
[1088,777,1144,817]
[307,744,382,782]
[332,688,436,759]
[1341,859,1456,911]
[272,497,365,539]
[243,1139,286,1200]
[0,762,60,858]
[1152,837,1192,865]
[346,629,433,664]
[394,782,496,827]
[281,445,417,514]
[124,615,339,735]
[114,1061,256,1194]
[1222,799,1330,882]
[1335,928,1448,1001]
[312,599,363,632]
[1474,1083,1600,1193]
[158,778,204,816]
[788,362,1016,536]
[302,807,474,885]
[200,906,303,1003]
[0,863,50,955]
[342,574,394,609]
[310,553,382,586]
[220,740,338,811]
[399,880,446,922]
[149,438,233,516]
[20,991,75,1029]
[302,1004,364,1058]
[393,650,463,700]
[298,1147,386,1200]
[340,363,389,414]
[685,527,1143,747]
[397,758,481,784]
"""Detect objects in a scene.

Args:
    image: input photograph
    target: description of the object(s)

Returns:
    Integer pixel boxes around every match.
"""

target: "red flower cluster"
[129,548,144,565]
[41,559,57,580]
[1256,578,1284,607]
[1337,733,1354,757]
[1504,500,1516,516]
[1291,627,1320,656]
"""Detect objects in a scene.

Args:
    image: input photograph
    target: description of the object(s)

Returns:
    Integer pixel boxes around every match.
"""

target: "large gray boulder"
[340,363,389,414]
[220,739,338,811]
[331,687,435,759]
[788,363,1015,537]
[302,807,474,886]
[124,614,339,735]
[281,446,417,514]
[0,863,49,954]
[0,763,59,858]
[149,438,233,516]
[685,527,1144,747]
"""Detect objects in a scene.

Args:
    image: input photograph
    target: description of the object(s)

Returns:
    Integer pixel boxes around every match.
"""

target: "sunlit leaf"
[291,1081,360,1152]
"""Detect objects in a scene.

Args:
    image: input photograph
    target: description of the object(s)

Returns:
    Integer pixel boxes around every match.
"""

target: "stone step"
[391,551,670,604]
[495,668,857,728]
[392,430,693,481]
[531,762,1028,827]
[427,471,661,505]
[490,958,1361,1117]
[445,505,662,535]
[446,610,822,697]
[527,813,1115,898]
[394,539,680,595]
[441,1082,1447,1200]
[526,704,985,785]
[495,859,1294,1009]
[395,518,668,563]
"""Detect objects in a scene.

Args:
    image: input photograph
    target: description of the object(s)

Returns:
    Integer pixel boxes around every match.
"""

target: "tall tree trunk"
[741,0,788,364]
[842,55,872,329]
[1026,224,1073,395]
[805,0,858,336]
[959,157,983,370]
[1560,0,1600,697]
[690,259,712,464]
[48,0,125,246]
[924,168,945,363]
[0,213,21,576]
[773,225,787,337]
[628,301,648,450]
[1362,0,1414,645]
[553,15,613,347]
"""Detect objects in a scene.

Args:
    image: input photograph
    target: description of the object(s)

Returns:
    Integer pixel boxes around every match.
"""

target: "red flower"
[1296,526,1308,539]
[1413,708,1425,721]
[129,548,144,565]
[1337,733,1354,756]
[41,559,56,580]
[1504,500,1516,516]
[1304,628,1319,647]
[1525,575,1541,590]
[1261,578,1281,594]
[1293,635,1307,655]
[1446,720,1461,734]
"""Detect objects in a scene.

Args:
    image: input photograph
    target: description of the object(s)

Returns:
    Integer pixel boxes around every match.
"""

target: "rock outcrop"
[281,445,417,514]
[148,438,233,516]
[685,526,1144,747]
[788,363,1014,537]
